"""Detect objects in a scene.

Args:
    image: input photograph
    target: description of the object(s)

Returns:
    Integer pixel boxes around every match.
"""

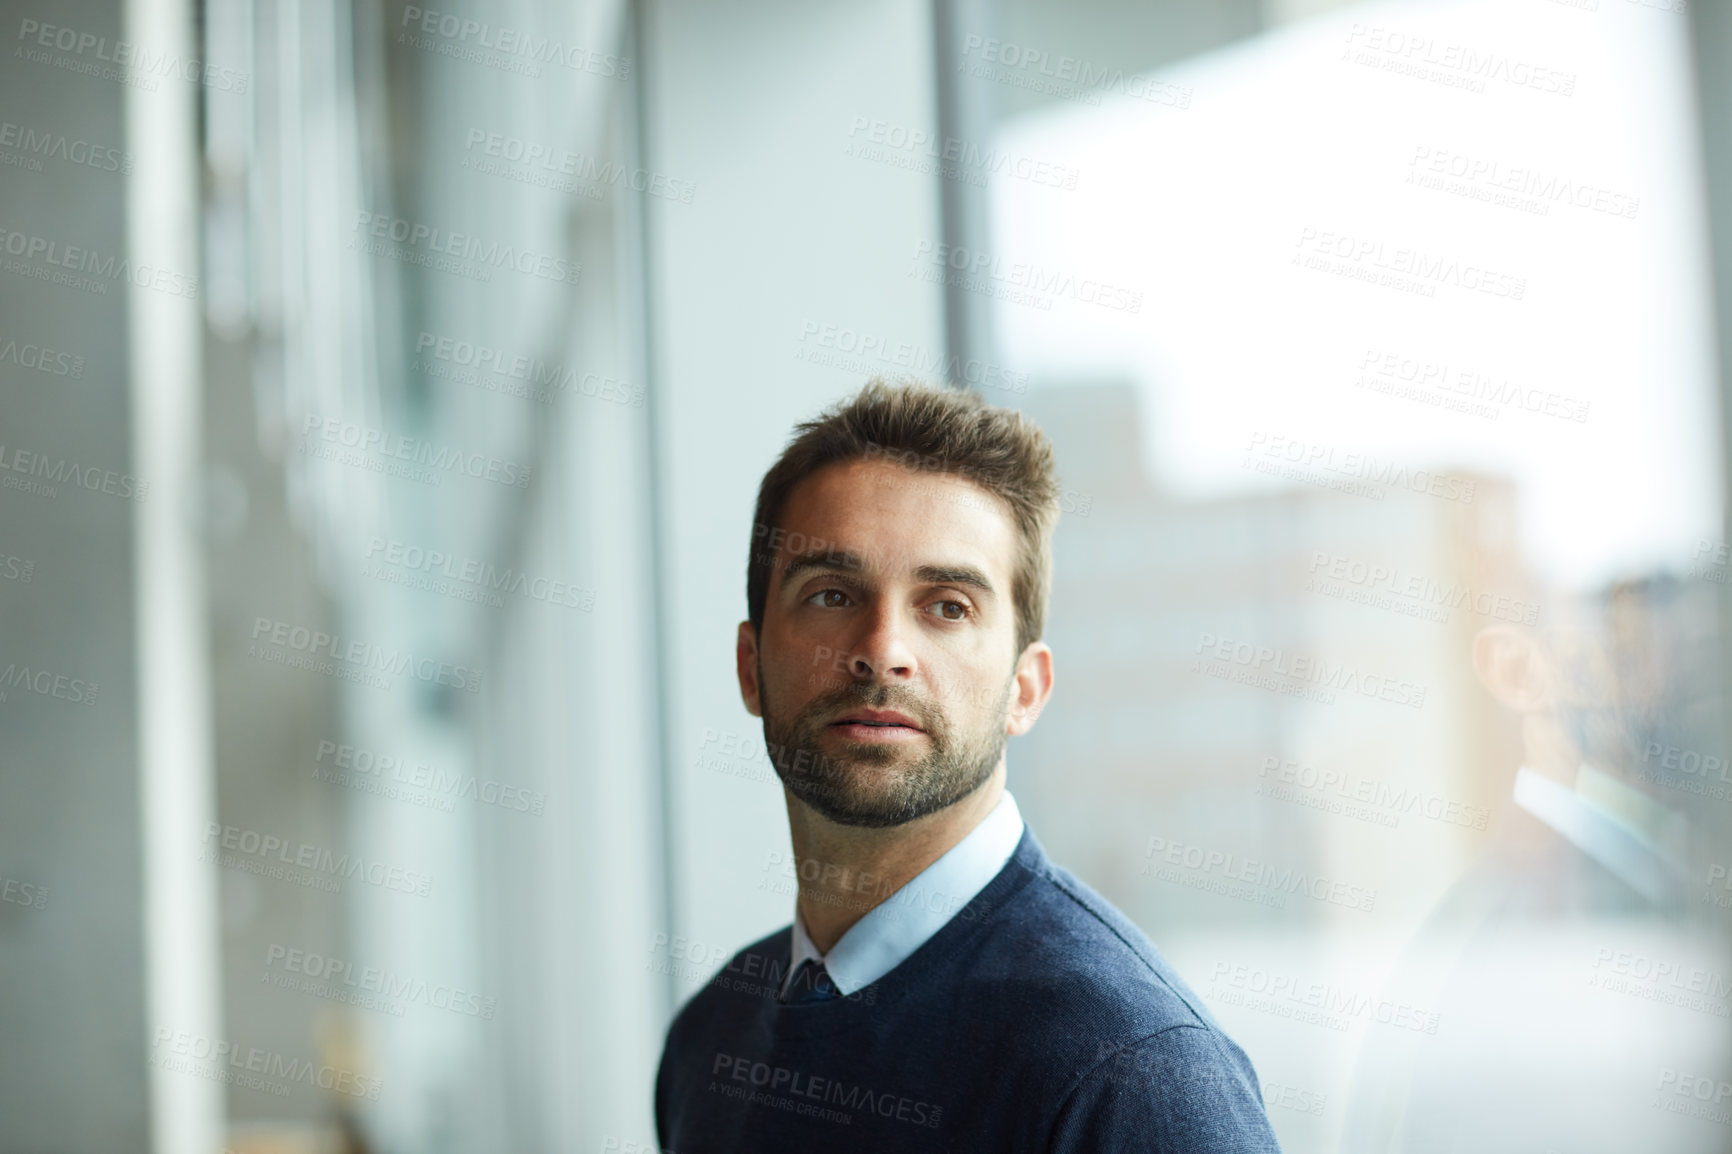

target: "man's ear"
[736,620,763,718]
[1006,641,1054,736]
[1472,625,1553,713]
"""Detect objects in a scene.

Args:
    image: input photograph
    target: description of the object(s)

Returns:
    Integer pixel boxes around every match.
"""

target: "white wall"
[642,0,947,994]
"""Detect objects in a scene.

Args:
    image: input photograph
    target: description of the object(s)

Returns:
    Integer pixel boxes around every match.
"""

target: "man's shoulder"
[959,847,1275,1145]
[653,924,795,1142]
[664,924,794,1032]
[964,845,1230,1044]
[1046,1020,1282,1151]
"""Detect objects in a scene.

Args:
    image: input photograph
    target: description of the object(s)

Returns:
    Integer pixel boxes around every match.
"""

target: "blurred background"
[4,0,1732,1150]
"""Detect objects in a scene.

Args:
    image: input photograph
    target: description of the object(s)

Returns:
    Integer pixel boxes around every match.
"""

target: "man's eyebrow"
[914,564,995,597]
[780,549,868,587]
[778,552,995,598]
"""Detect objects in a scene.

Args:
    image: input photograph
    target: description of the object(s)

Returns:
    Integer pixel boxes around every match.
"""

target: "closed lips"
[831,711,922,730]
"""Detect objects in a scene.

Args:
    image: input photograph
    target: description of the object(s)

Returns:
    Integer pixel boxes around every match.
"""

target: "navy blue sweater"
[655,824,1283,1152]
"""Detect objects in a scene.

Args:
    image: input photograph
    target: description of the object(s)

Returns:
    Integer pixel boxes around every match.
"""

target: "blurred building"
[1020,382,1521,940]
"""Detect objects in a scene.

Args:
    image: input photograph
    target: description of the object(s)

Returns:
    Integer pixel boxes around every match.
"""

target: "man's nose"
[845,602,918,681]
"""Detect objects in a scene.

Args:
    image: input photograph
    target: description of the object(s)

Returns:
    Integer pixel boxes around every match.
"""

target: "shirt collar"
[1511,765,1688,906]
[784,789,1025,998]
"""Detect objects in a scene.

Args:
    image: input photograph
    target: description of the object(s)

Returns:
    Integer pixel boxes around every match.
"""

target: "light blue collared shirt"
[782,789,1025,998]
[1511,765,1689,906]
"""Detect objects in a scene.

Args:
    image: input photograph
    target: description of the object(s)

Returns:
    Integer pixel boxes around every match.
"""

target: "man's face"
[736,457,1051,828]
[1474,593,1683,782]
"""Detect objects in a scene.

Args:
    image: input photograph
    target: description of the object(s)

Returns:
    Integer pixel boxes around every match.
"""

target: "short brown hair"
[747,378,1061,657]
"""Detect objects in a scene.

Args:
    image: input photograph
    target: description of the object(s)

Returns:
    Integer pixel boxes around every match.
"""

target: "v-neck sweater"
[654,823,1283,1152]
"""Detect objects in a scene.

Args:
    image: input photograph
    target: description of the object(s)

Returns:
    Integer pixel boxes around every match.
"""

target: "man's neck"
[785,764,1007,955]
[1519,715,1581,787]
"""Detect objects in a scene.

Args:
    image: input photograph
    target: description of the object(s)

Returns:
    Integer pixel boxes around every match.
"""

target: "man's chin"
[787,751,904,796]
[781,759,990,829]
[775,755,919,824]
[786,781,924,829]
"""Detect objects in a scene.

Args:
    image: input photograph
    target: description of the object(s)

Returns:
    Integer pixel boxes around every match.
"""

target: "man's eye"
[808,589,852,608]
[929,600,969,621]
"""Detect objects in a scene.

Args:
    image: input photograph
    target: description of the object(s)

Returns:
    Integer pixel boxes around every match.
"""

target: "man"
[655,379,1282,1151]
[1341,581,1732,1154]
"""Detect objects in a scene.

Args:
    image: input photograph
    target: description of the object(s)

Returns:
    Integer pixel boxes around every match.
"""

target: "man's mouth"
[828,710,925,739]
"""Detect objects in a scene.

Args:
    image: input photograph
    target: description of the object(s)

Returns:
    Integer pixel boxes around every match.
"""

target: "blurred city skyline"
[4,0,1732,1150]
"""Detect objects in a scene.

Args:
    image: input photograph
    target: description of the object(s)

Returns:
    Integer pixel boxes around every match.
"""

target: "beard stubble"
[759,658,1012,828]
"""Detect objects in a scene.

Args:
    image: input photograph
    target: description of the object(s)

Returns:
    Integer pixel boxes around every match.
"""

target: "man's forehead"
[782,456,1009,521]
[772,457,1016,581]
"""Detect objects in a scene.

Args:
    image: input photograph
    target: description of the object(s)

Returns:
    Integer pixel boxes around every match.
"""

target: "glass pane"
[974,2,1732,1150]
